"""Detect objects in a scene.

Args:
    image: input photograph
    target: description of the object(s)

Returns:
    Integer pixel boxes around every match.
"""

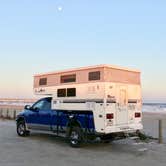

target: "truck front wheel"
[68,126,83,148]
[17,121,30,137]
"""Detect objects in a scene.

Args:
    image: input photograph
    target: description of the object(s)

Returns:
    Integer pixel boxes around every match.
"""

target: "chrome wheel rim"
[18,124,25,135]
[70,131,79,145]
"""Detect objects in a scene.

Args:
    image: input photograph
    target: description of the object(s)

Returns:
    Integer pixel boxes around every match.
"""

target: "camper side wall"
[104,67,140,85]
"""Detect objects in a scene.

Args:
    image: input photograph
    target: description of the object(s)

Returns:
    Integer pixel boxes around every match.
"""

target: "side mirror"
[24,105,31,110]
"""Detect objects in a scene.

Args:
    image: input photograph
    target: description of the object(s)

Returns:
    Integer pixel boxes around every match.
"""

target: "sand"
[0,120,166,166]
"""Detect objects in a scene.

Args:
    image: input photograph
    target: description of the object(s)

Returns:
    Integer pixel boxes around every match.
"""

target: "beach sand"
[0,120,166,166]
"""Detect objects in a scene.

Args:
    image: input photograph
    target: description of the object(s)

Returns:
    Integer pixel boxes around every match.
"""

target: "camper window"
[61,74,76,83]
[89,71,100,81]
[67,88,76,97]
[39,78,47,86]
[57,89,66,97]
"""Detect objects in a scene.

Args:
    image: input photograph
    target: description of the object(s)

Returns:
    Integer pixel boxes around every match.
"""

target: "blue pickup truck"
[16,97,110,147]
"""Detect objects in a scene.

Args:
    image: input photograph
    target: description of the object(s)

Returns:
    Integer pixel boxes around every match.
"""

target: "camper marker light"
[106,113,114,119]
[135,112,141,118]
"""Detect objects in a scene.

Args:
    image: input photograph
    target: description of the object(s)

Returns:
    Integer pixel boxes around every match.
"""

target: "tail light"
[106,113,114,119]
[135,112,141,118]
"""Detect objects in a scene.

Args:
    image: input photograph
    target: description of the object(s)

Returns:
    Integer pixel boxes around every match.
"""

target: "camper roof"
[34,64,140,77]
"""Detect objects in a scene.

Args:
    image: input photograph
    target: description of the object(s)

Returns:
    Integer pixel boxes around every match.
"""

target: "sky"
[0,0,166,103]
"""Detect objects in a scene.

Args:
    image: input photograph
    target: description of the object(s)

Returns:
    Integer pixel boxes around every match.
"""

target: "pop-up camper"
[34,64,142,134]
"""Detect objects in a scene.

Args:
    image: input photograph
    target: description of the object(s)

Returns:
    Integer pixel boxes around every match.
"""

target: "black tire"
[17,121,30,137]
[67,126,83,148]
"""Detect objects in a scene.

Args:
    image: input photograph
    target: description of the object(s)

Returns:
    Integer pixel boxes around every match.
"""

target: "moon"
[58,6,63,12]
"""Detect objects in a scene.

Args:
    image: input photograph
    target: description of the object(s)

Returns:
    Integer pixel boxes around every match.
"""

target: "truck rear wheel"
[68,126,83,148]
[17,121,30,137]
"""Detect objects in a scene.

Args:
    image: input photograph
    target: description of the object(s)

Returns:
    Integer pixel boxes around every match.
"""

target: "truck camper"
[16,65,143,147]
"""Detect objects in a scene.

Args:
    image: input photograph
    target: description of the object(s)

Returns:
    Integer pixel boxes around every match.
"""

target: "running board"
[30,130,67,138]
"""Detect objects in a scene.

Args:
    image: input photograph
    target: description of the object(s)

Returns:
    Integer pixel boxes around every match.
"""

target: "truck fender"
[16,116,26,123]
[16,116,29,130]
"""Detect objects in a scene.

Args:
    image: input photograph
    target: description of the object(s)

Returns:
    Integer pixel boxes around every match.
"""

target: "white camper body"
[34,65,143,134]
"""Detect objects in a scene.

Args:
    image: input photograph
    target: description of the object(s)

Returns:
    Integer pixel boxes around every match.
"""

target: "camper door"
[116,85,128,125]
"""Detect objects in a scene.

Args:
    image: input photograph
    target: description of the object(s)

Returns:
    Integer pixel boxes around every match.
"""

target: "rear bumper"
[104,123,143,134]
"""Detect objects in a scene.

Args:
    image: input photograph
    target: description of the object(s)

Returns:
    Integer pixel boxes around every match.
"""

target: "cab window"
[32,99,51,110]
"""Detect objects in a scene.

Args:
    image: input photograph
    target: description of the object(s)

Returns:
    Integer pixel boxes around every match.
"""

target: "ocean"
[143,103,166,113]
